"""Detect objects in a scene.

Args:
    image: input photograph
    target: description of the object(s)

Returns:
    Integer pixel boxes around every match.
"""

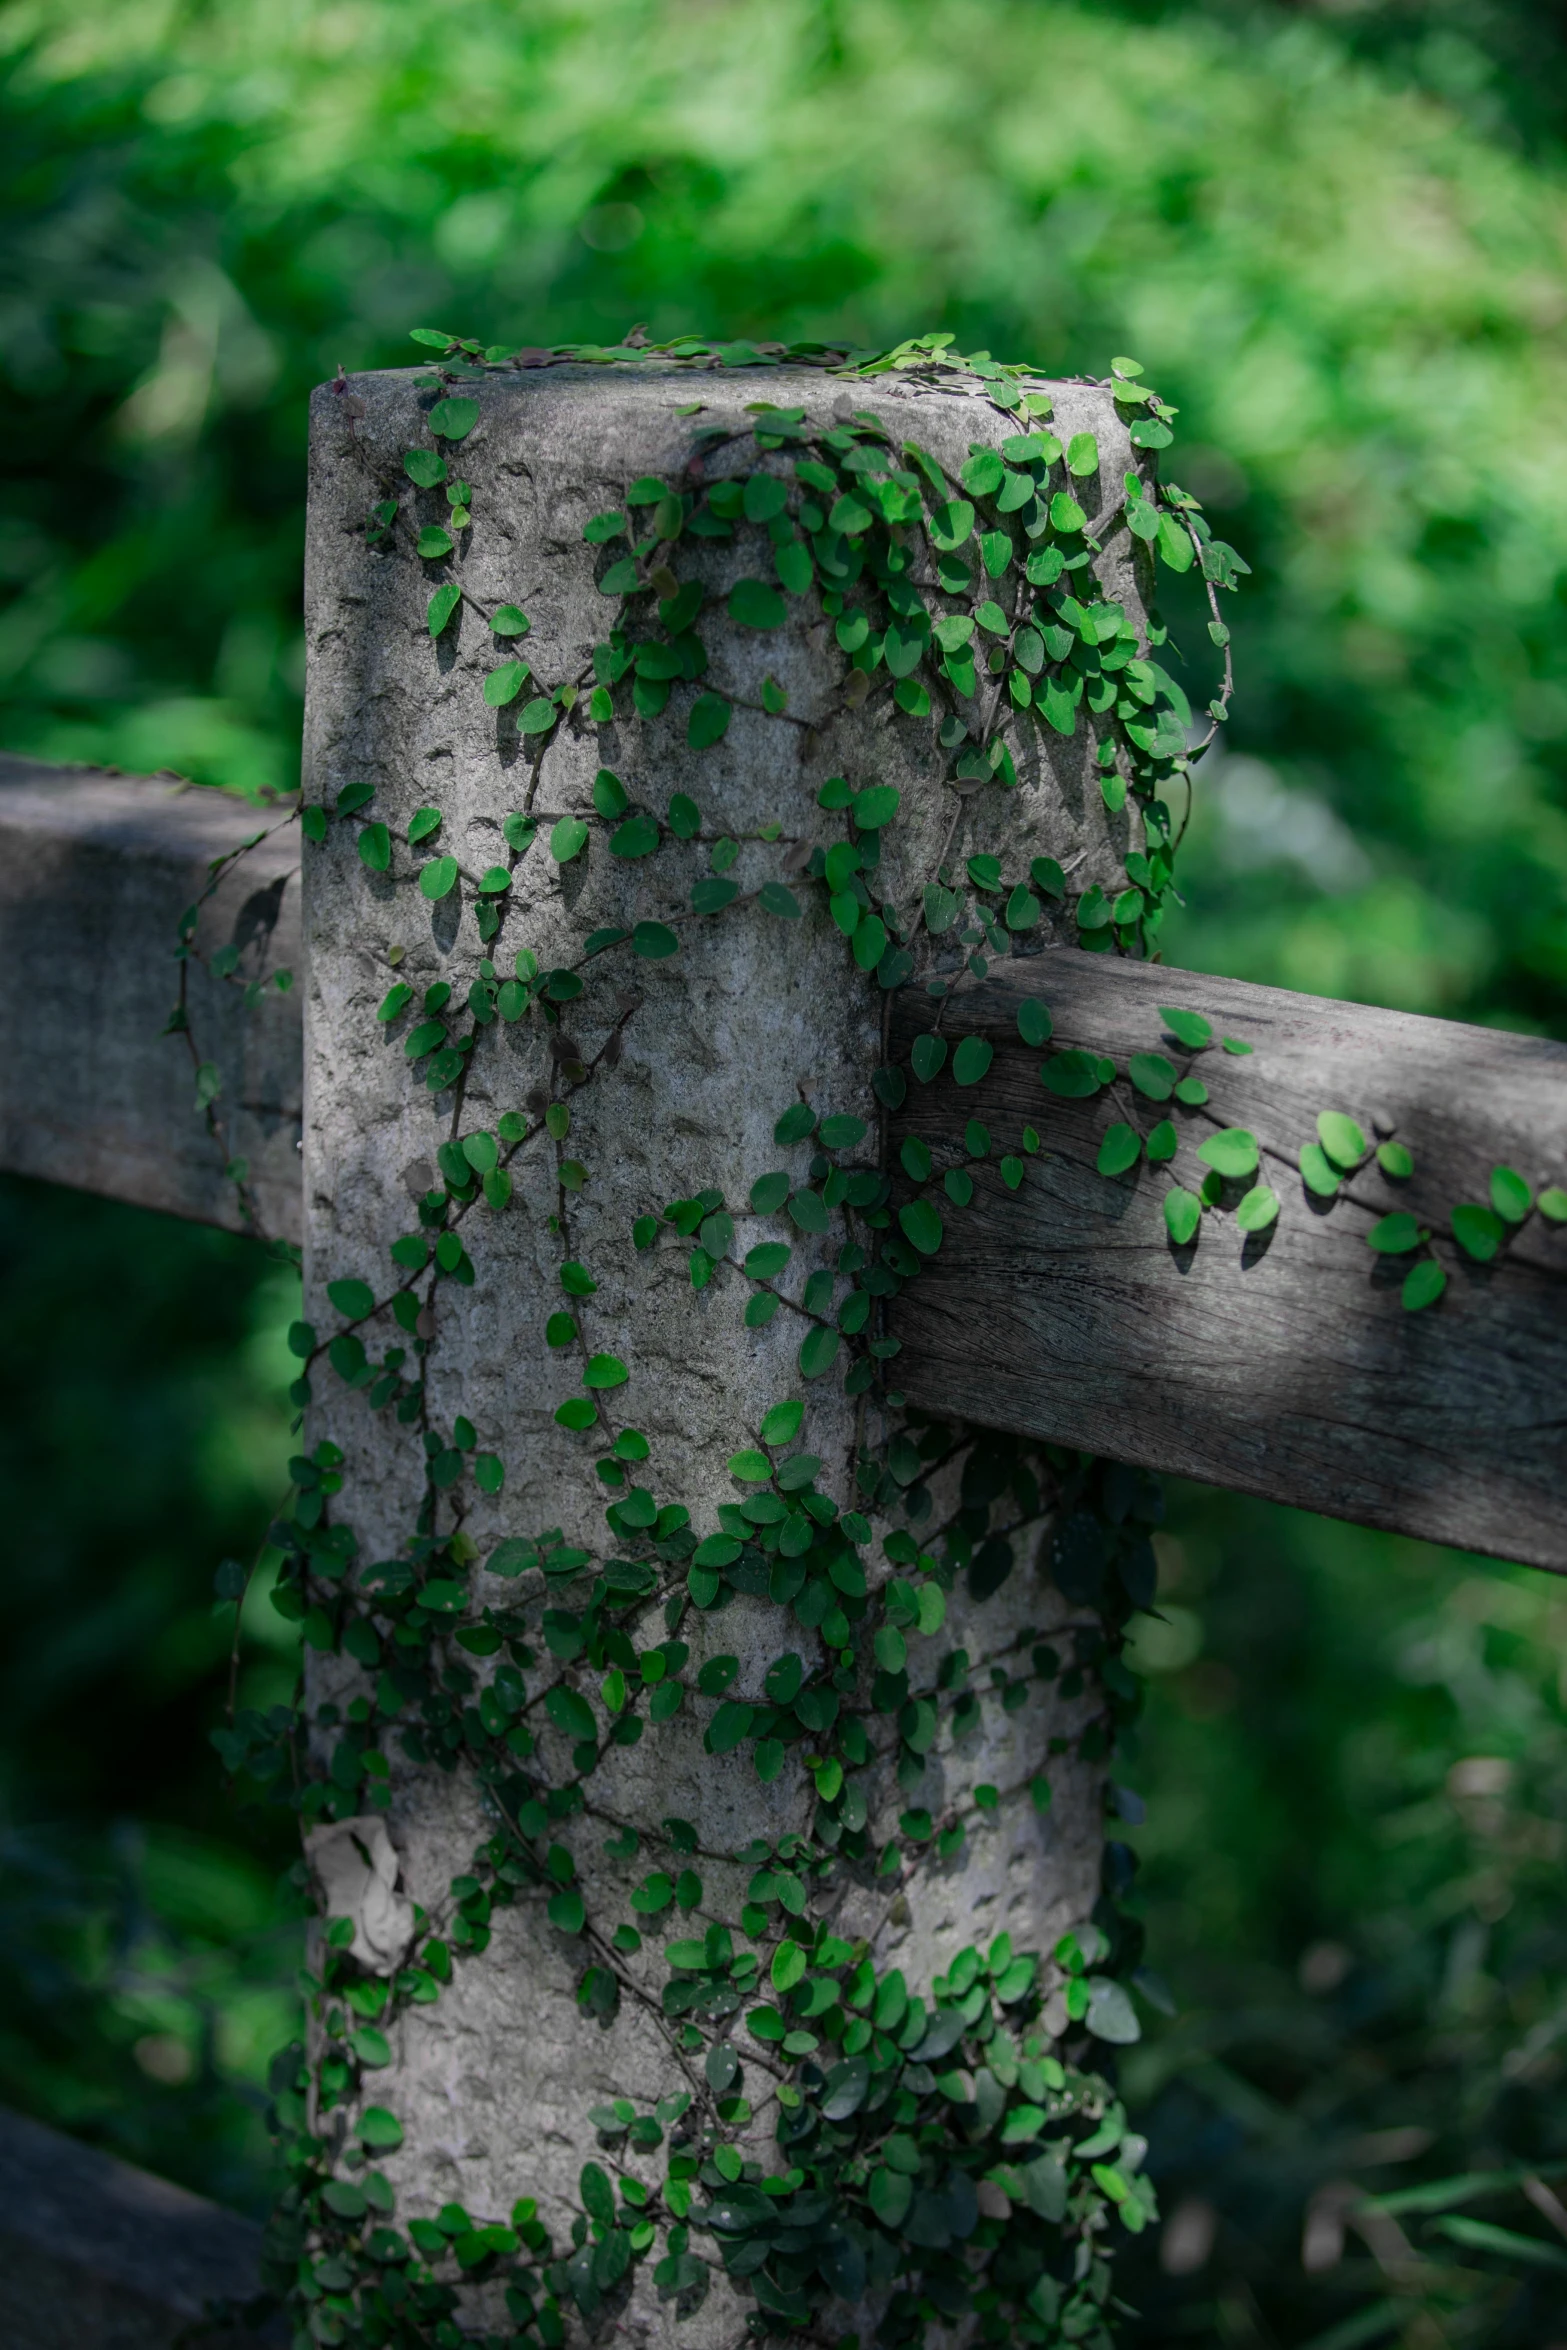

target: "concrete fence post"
[289,356,1149,2342]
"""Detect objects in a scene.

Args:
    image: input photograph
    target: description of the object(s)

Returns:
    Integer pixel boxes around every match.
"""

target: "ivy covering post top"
[286,351,1173,2348]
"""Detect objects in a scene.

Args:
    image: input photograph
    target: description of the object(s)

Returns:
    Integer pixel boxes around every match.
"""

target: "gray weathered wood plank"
[0,2103,277,2347]
[889,953,1567,1572]
[0,757,302,1241]
[2,758,1562,1565]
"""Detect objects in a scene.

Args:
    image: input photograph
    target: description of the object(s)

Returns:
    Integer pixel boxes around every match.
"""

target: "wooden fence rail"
[2,755,1562,1569]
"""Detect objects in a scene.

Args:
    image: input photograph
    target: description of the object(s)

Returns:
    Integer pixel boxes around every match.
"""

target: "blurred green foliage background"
[2,0,1565,2340]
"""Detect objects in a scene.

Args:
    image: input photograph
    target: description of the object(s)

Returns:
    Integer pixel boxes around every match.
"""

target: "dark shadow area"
[0,1175,300,2216]
[1115,1478,1567,2347]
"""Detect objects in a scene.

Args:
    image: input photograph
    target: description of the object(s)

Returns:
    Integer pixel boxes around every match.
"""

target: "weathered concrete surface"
[0,757,302,1241]
[302,364,1139,2326]
[0,2103,279,2348]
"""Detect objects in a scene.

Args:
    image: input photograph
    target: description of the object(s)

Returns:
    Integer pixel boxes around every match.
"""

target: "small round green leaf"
[547,1888,586,1935]
[609,813,660,859]
[688,693,732,749]
[1128,1052,1176,1102]
[419,855,459,901]
[760,1398,803,1446]
[743,473,790,522]
[1097,1123,1141,1178]
[853,785,901,830]
[744,1241,791,1279]
[632,921,679,960]
[428,396,480,441]
[427,582,461,637]
[1402,1259,1447,1312]
[788,1187,828,1234]
[1017,999,1053,1048]
[775,1102,817,1145]
[484,662,528,707]
[1377,1141,1414,1179]
[952,1036,993,1087]
[929,498,975,550]
[692,1535,740,1571]
[358,822,391,872]
[1452,1203,1505,1262]
[1235,1184,1280,1233]
[1196,1128,1258,1181]
[550,817,589,863]
[327,1278,375,1320]
[960,448,1005,498]
[1041,1049,1103,1099]
[491,603,530,636]
[1299,1143,1341,1198]
[869,2168,913,2227]
[1317,1110,1368,1169]
[1366,1211,1422,1253]
[1490,1165,1532,1224]
[899,1199,945,1256]
[1159,1007,1212,1050]
[1163,1188,1201,1246]
[728,579,786,629]
[772,1942,806,1993]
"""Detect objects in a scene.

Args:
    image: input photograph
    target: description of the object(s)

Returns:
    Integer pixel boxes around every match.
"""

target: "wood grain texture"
[0,757,302,1241]
[889,951,1567,1572]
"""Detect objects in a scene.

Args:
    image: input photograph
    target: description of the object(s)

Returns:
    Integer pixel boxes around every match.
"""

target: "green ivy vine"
[188,325,1254,2350]
[173,322,1567,2350]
